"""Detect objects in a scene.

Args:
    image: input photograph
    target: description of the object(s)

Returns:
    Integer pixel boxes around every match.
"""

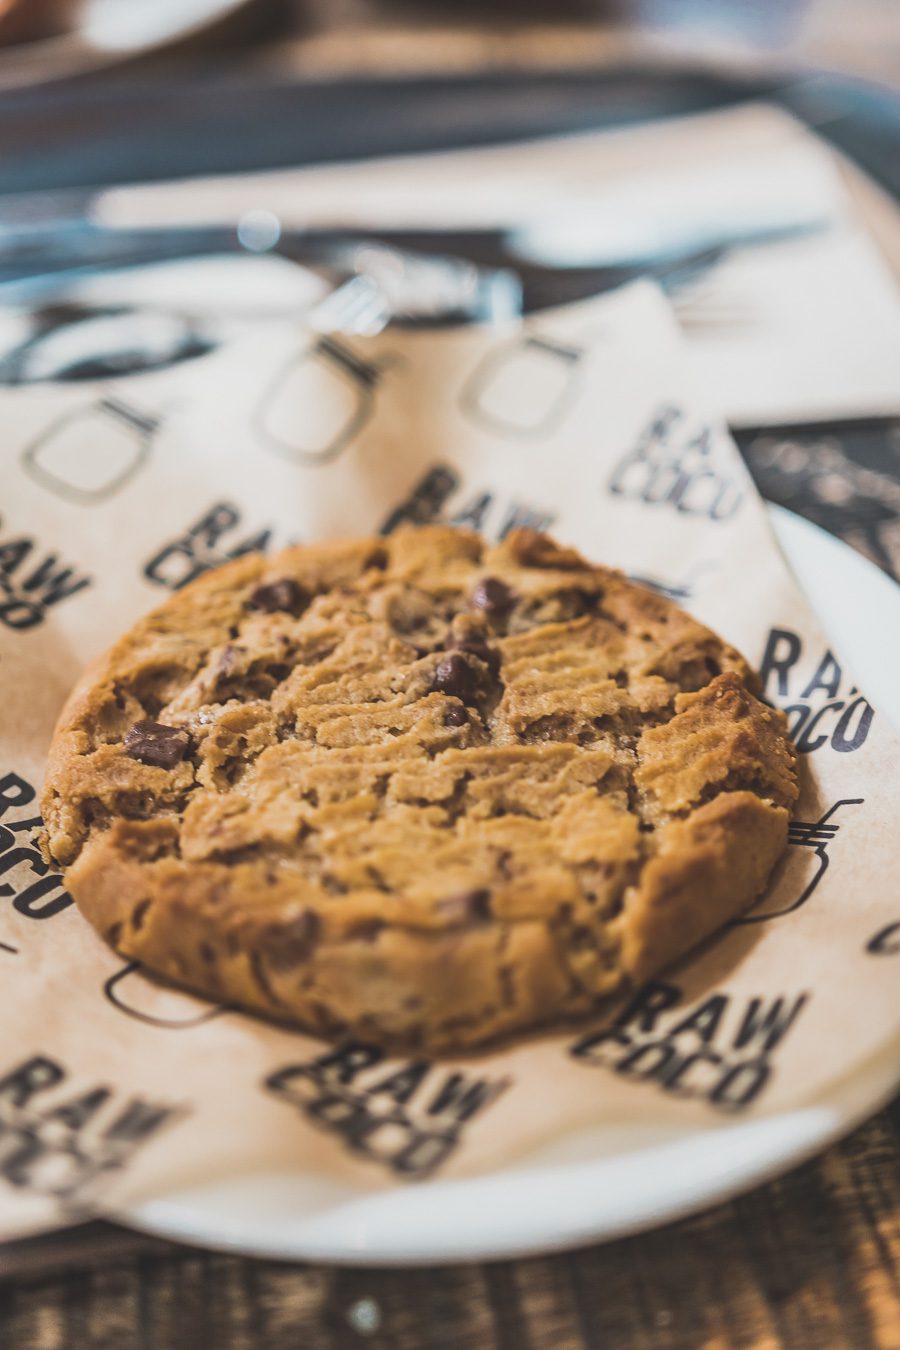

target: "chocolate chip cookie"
[40,527,798,1051]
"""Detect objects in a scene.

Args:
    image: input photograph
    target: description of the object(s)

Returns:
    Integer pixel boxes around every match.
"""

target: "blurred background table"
[0,2,898,1347]
[92,0,900,87]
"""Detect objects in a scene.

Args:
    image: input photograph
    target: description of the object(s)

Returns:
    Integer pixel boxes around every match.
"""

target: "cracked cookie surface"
[40,526,798,1051]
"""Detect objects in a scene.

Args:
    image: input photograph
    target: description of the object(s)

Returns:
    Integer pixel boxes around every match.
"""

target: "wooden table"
[1,4,899,1346]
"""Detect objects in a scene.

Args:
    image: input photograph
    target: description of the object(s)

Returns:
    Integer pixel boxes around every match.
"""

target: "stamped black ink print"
[447,490,494,533]
[735,798,863,926]
[265,1043,511,1178]
[381,465,554,542]
[759,627,874,753]
[380,466,461,534]
[0,301,215,385]
[867,919,900,956]
[0,767,70,954]
[0,771,73,929]
[0,522,91,631]
[628,560,716,603]
[571,980,809,1113]
[0,1054,184,1213]
[104,961,230,1029]
[460,332,585,439]
[144,501,273,592]
[453,495,556,540]
[628,572,693,602]
[255,338,395,465]
[608,403,743,522]
[22,397,159,505]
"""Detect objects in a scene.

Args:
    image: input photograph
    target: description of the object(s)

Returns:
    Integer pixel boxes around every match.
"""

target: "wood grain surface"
[0,4,898,1347]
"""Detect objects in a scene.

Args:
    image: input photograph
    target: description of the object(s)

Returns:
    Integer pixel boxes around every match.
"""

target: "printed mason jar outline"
[254,336,398,466]
[733,798,864,925]
[104,960,230,1029]
[0,299,217,387]
[22,396,159,505]
[459,332,586,440]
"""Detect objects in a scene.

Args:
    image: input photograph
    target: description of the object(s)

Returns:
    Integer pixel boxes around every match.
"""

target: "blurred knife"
[0,214,827,314]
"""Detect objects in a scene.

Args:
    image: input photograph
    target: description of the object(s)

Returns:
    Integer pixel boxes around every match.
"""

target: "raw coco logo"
[759,627,874,753]
[0,1055,183,1211]
[0,521,91,630]
[608,404,744,522]
[570,980,809,1112]
[266,1043,511,1178]
[381,463,555,540]
[144,501,274,592]
[0,772,73,953]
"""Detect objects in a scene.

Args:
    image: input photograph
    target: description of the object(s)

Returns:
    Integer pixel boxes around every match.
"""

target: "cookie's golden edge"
[40,529,799,1055]
[59,789,789,1054]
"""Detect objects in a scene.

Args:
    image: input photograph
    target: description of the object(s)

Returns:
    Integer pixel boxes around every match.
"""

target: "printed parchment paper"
[0,282,897,1242]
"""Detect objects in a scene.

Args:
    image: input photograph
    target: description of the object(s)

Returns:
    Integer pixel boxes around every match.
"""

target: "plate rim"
[122,1042,900,1266]
[117,505,900,1265]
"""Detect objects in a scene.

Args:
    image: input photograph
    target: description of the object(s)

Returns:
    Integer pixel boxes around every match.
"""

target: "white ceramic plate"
[122,505,900,1264]
[0,0,256,89]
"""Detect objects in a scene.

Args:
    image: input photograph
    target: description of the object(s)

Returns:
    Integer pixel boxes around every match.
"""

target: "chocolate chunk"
[124,720,191,769]
[555,586,596,618]
[443,703,469,727]
[247,578,309,617]
[471,576,515,616]
[438,888,492,924]
[431,652,480,706]
[450,635,501,677]
[265,909,321,971]
[348,918,385,943]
